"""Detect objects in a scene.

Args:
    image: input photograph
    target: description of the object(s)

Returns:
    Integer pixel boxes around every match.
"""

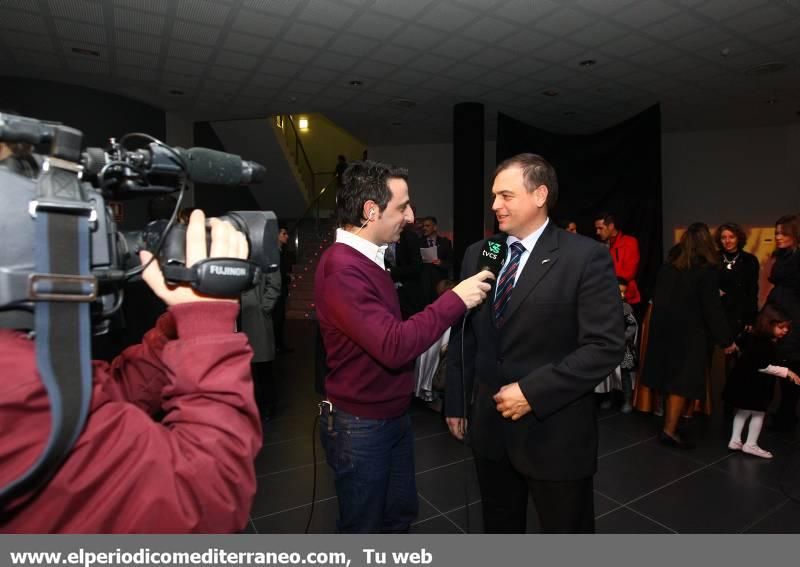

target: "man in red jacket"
[1,210,261,533]
[594,212,641,307]
[315,160,493,533]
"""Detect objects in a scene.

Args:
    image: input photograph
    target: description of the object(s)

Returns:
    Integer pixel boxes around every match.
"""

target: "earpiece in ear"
[368,208,375,218]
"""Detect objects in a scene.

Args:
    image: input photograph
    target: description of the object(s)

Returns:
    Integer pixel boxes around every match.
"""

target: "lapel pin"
[541,258,551,264]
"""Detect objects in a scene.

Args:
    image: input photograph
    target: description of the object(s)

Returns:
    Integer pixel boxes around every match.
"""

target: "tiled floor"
[247,320,800,534]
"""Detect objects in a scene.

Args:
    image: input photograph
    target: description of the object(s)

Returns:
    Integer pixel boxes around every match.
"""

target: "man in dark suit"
[421,216,453,276]
[387,224,426,319]
[445,153,624,533]
[420,216,454,305]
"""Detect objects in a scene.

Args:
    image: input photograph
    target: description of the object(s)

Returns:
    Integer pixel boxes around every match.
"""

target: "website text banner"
[0,535,793,567]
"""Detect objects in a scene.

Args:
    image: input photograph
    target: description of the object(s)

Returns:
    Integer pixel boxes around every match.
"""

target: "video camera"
[0,112,279,505]
[0,112,279,331]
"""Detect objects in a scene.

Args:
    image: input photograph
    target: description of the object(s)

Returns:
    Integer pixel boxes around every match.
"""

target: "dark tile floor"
[249,321,800,534]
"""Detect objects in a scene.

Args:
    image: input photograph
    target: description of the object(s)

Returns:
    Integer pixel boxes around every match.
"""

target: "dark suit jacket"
[240,271,282,363]
[445,222,624,481]
[421,235,454,303]
[422,235,453,278]
[389,228,426,318]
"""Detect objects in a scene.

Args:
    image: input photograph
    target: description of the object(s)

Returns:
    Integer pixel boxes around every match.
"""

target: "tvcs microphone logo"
[482,241,503,260]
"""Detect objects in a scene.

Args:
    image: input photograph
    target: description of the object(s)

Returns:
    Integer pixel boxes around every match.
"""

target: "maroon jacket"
[0,302,261,533]
[315,243,466,418]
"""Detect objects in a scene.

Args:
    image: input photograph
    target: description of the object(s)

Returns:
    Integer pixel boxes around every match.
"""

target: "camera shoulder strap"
[0,161,95,511]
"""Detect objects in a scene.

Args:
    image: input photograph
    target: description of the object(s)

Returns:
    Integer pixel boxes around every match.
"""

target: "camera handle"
[0,158,96,511]
[161,258,261,298]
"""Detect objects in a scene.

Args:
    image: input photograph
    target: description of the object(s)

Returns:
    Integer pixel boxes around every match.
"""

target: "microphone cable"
[304,411,321,534]
[459,313,472,534]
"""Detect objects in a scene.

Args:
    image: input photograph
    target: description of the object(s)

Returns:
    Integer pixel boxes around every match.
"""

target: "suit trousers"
[474,453,595,533]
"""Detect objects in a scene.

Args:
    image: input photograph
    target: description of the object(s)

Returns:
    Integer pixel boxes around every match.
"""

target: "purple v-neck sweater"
[315,243,466,418]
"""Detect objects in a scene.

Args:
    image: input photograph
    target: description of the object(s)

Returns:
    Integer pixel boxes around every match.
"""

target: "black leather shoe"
[659,431,694,450]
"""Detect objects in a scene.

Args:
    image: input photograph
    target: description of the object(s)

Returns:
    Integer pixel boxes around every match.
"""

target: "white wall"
[662,124,800,252]
[371,141,497,237]
[370,144,453,233]
[209,118,308,220]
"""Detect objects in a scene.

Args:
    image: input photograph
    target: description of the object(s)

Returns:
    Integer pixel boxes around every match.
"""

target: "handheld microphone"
[476,238,507,276]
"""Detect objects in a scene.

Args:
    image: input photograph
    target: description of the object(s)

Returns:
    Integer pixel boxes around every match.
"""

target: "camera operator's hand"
[140,209,249,306]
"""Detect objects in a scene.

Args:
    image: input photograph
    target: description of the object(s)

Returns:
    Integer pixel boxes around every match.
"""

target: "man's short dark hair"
[423,216,438,225]
[494,153,558,211]
[337,160,408,227]
[595,212,616,226]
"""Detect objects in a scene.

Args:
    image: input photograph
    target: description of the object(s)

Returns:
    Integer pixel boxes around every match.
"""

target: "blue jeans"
[319,406,418,533]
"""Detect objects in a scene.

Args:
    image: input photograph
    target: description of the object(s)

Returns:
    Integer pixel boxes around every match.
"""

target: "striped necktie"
[493,241,525,321]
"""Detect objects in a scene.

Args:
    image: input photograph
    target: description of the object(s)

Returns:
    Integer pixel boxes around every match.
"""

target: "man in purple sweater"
[315,160,494,533]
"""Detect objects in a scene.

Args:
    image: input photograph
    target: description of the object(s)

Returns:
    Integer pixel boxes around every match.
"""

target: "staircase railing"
[272,115,334,203]
[283,177,338,320]
[289,173,338,258]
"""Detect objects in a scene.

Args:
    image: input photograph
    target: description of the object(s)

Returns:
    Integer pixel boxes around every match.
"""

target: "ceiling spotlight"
[542,90,559,97]
[579,59,596,67]
[71,47,100,57]
[349,80,363,87]
[298,117,309,130]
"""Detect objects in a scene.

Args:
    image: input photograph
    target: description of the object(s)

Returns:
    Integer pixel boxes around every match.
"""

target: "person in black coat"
[420,216,453,305]
[767,213,800,430]
[715,222,760,337]
[723,304,799,458]
[643,223,737,448]
[273,224,296,352]
[387,224,426,319]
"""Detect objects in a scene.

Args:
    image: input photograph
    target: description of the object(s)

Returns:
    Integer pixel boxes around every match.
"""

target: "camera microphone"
[82,144,266,188]
[175,147,266,186]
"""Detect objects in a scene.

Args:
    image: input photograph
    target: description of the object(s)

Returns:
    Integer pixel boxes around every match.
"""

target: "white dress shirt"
[497,218,550,290]
[336,228,387,269]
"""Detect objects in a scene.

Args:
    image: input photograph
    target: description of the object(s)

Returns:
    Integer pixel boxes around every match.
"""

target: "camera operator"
[0,209,262,533]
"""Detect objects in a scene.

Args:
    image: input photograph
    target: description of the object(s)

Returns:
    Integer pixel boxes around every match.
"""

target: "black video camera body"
[0,112,279,332]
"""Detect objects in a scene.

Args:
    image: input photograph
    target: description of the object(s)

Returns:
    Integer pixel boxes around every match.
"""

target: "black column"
[453,102,485,277]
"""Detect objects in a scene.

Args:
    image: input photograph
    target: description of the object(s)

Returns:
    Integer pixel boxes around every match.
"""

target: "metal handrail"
[273,114,343,255]
[289,173,338,239]
[285,116,316,195]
